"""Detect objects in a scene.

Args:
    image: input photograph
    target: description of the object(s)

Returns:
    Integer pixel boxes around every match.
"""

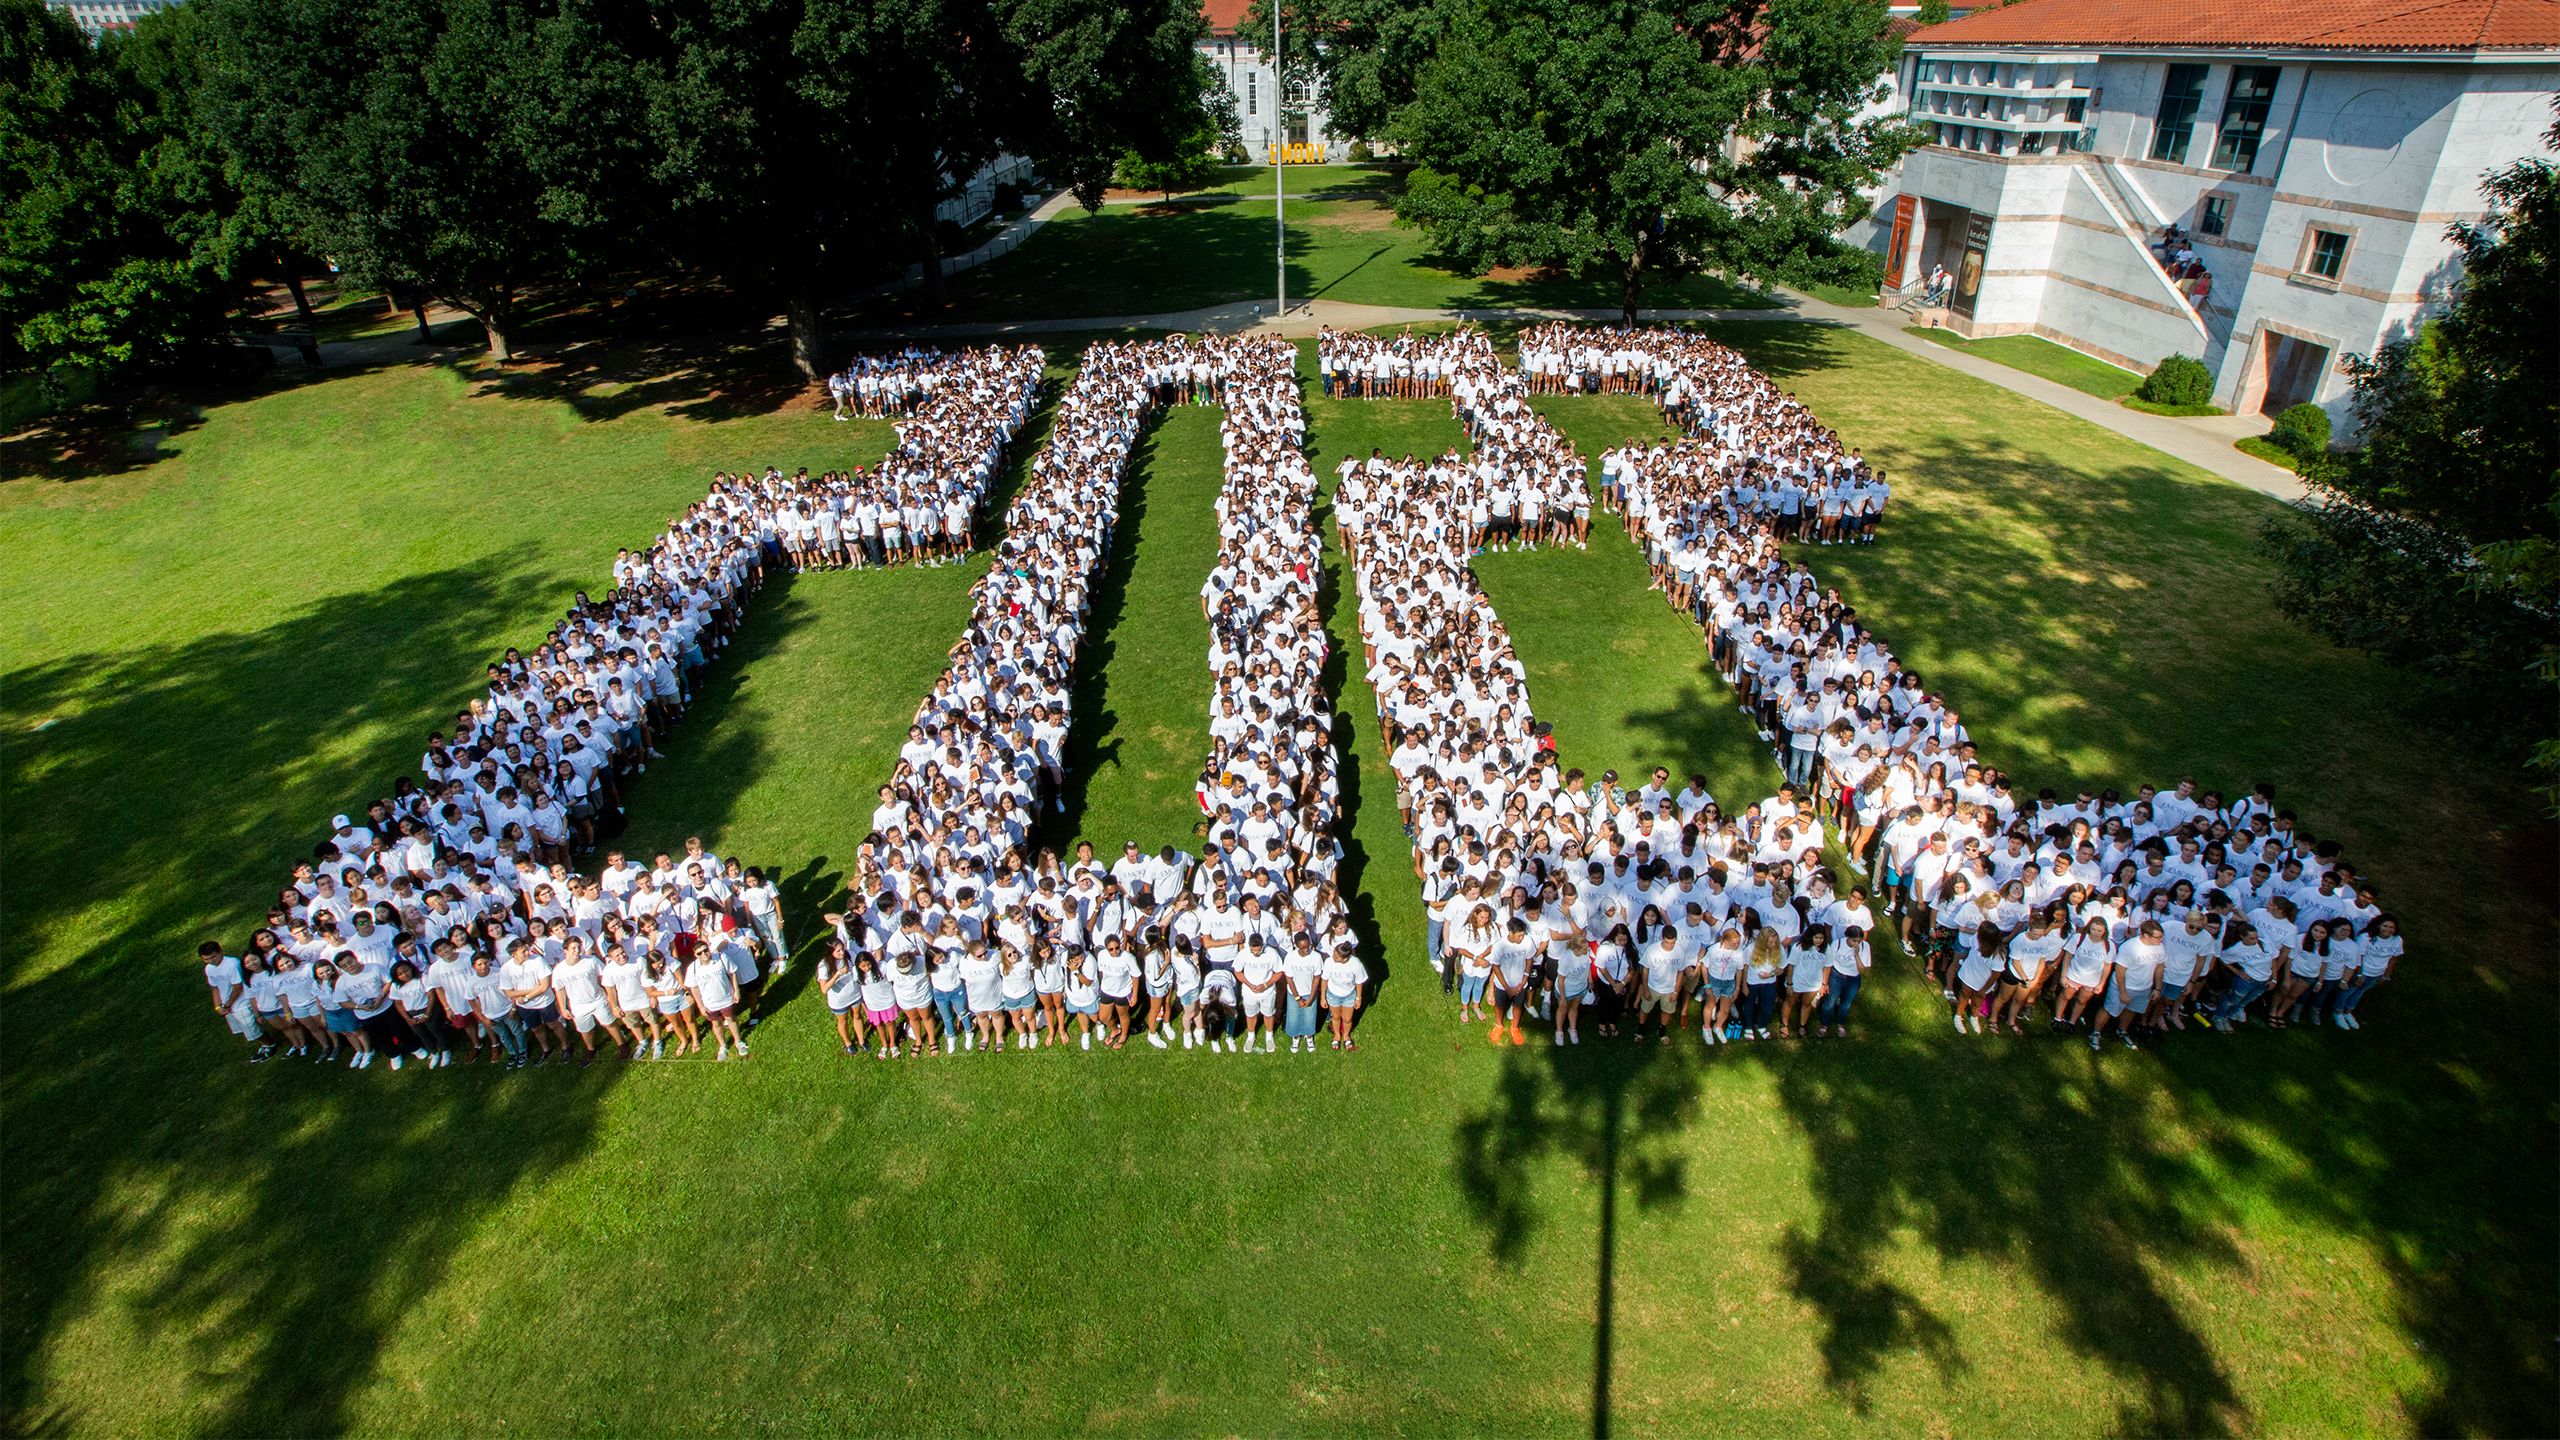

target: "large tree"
[0,0,261,393]
[200,0,652,362]
[1118,52,1242,198]
[643,0,1210,378]
[2259,105,2560,806]
[1273,0,1915,319]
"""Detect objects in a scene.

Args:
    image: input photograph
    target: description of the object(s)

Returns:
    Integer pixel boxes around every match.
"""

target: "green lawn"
[860,197,1777,325]
[1903,324,2144,401]
[1114,162,1407,201]
[2,326,2552,1437]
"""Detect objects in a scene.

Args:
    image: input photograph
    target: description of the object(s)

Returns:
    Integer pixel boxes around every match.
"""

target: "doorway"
[2258,332,2330,415]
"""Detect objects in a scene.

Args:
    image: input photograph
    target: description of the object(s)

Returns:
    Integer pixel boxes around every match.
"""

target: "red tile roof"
[1910,0,2560,52]
[1202,0,1254,35]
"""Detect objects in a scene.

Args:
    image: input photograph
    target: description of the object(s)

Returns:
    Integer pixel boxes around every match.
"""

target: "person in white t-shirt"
[681,934,751,1060]
[549,937,615,1066]
[200,940,267,1059]
[1322,948,1370,1051]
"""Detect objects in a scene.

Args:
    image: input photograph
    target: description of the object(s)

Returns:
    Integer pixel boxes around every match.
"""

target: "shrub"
[1347,139,1375,163]
[2269,401,2332,461]
[2138,353,2214,407]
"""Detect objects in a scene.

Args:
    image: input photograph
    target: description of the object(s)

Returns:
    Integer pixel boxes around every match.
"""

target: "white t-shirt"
[1321,956,1369,996]
[685,954,741,1010]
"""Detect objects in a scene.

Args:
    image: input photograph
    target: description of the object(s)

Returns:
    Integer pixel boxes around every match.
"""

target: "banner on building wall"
[1884,194,1916,287]
[1953,213,1993,320]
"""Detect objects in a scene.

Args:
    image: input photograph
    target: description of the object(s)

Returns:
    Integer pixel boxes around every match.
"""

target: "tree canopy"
[643,0,1211,375]
[5,0,1212,384]
[0,0,264,394]
[1265,0,1917,317]
[201,0,653,363]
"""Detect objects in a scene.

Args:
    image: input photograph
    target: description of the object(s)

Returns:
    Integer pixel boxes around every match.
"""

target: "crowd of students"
[201,326,2406,1068]
[1311,321,2402,1046]
[1324,326,1840,1045]
[198,349,1044,1069]
[825,347,991,420]
[779,346,1044,569]
[815,335,1370,1061]
[1537,324,2402,1042]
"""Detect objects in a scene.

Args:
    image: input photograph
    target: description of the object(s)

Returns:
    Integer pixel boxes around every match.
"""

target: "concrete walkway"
[1760,289,2303,501]
[846,287,2302,499]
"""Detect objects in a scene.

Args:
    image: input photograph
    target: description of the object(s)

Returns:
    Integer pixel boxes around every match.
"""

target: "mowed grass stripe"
[1048,401,1225,856]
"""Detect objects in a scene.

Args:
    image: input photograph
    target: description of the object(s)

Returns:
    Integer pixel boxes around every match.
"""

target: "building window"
[2199,194,2231,236]
[2211,66,2281,172]
[2301,227,2350,281]
[1246,72,1256,117]
[2150,63,2208,163]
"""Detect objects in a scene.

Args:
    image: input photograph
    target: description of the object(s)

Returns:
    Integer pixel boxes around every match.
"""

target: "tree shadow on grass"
[1452,1038,1707,1438]
[0,386,217,484]
[1454,393,2555,1432]
[461,329,811,427]
[0,558,820,1433]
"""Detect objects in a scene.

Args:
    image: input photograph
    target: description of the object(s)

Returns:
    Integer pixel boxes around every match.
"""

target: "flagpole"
[1273,0,1285,321]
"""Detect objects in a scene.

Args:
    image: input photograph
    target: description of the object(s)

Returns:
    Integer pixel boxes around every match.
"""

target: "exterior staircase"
[2072,154,2216,352]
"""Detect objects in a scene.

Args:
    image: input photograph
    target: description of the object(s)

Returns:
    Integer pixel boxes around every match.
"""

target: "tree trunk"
[786,293,824,381]
[281,271,318,328]
[465,295,514,363]
[1620,232,1650,326]
[410,301,433,342]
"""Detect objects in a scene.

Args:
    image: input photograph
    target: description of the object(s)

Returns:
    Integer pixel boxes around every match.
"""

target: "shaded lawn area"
[1110,161,1408,201]
[0,326,2551,1438]
[1902,323,2145,401]
[859,198,1778,326]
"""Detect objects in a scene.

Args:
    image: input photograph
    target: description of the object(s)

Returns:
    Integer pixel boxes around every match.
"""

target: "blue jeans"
[1817,973,1863,1026]
[932,989,968,1043]
[1285,995,1320,1038]
[484,1012,528,1059]
[1459,973,1488,1004]
[2335,975,2380,1014]
[2213,976,2270,1022]
[1741,981,1780,1030]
